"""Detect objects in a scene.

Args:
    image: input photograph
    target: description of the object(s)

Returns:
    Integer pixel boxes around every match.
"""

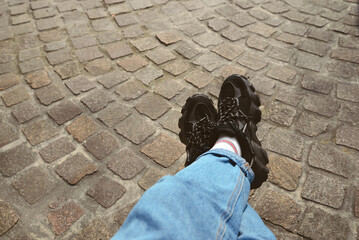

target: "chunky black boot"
[211,74,269,189]
[178,94,217,167]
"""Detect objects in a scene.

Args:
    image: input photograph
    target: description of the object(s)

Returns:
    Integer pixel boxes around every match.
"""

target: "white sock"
[211,134,242,156]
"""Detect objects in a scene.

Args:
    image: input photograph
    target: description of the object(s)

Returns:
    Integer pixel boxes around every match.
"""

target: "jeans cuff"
[198,149,255,183]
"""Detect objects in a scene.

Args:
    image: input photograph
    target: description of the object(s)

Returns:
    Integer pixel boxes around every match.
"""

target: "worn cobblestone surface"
[0,0,358,239]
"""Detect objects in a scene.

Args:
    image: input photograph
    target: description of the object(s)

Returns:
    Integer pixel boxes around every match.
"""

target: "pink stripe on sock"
[216,140,238,154]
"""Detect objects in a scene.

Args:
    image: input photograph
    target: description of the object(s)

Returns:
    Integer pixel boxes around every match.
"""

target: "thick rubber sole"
[178,94,216,146]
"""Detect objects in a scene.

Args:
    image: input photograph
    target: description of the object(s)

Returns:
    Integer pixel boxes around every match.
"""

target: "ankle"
[211,134,242,156]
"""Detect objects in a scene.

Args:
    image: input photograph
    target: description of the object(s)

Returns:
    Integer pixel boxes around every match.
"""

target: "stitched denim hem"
[198,149,255,184]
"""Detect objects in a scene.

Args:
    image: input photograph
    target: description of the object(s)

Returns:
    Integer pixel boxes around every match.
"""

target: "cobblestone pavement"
[0,0,358,239]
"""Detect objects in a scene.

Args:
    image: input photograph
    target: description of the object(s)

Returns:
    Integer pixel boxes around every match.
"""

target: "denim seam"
[220,173,245,240]
[216,170,245,240]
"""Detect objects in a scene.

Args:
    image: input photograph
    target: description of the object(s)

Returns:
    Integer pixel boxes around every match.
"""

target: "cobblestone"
[115,80,147,100]
[222,26,247,41]
[97,70,129,89]
[336,125,359,150]
[262,2,289,13]
[48,100,82,125]
[105,42,133,60]
[22,119,58,145]
[337,83,359,103]
[35,84,64,106]
[25,70,52,89]
[185,70,213,89]
[296,111,328,137]
[12,166,56,204]
[246,35,268,51]
[268,101,296,126]
[193,52,226,72]
[84,131,118,160]
[72,219,114,240]
[47,201,84,235]
[65,76,96,95]
[296,53,322,72]
[19,48,41,62]
[159,109,181,134]
[163,60,190,76]
[154,79,184,99]
[193,32,223,47]
[0,73,19,90]
[97,31,122,44]
[238,53,267,70]
[249,76,276,96]
[38,29,66,43]
[115,113,155,144]
[2,86,30,106]
[339,102,359,125]
[81,90,115,113]
[117,55,148,72]
[54,61,81,79]
[71,35,97,49]
[275,86,303,106]
[276,32,301,45]
[75,46,103,63]
[39,137,75,163]
[141,134,184,167]
[268,153,301,191]
[146,48,176,65]
[97,103,130,128]
[249,22,276,38]
[301,73,332,94]
[135,93,170,120]
[174,41,200,59]
[229,13,256,27]
[138,168,165,190]
[36,17,60,31]
[19,58,44,73]
[266,65,296,84]
[0,62,17,75]
[12,100,40,123]
[66,115,99,142]
[85,58,112,76]
[308,143,352,178]
[298,206,350,240]
[303,94,338,117]
[0,200,19,235]
[56,153,97,185]
[157,31,182,45]
[268,47,295,62]
[46,49,72,66]
[255,189,301,231]
[298,39,330,57]
[307,28,334,42]
[108,148,145,179]
[264,128,304,161]
[131,37,158,52]
[0,143,35,177]
[302,171,346,208]
[87,176,126,208]
[33,8,56,19]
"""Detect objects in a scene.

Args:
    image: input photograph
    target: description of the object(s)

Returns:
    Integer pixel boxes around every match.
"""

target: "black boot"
[178,94,217,166]
[211,74,269,189]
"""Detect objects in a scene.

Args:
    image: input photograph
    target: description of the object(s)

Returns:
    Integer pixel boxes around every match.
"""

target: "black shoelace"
[216,97,249,130]
[187,116,214,149]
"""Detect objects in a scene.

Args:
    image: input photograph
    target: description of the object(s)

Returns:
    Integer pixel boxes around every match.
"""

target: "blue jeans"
[111,149,276,240]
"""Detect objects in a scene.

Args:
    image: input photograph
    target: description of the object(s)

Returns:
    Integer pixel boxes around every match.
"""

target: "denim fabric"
[111,149,276,240]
